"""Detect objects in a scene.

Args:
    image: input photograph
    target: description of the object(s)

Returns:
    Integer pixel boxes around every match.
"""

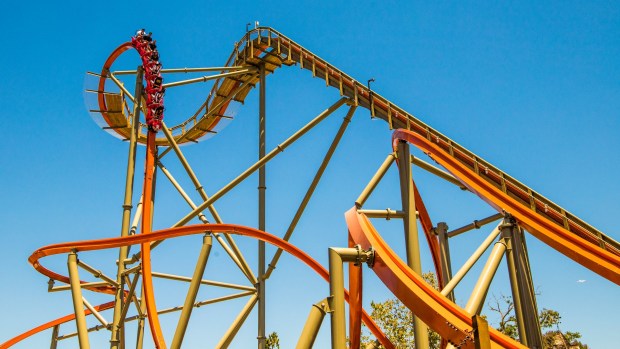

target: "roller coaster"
[2,27,618,349]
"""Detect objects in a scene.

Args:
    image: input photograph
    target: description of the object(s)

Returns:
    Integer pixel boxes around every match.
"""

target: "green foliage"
[542,330,587,349]
[487,295,585,349]
[539,308,561,329]
[366,298,415,348]
[360,272,587,349]
[564,331,581,343]
[427,328,441,349]
[488,294,518,340]
[265,332,280,349]
[359,271,440,349]
[421,271,438,290]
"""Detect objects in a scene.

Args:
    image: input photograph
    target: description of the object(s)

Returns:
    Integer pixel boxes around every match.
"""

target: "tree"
[265,332,280,349]
[488,294,518,340]
[487,295,587,349]
[359,271,587,349]
[539,308,561,329]
[359,272,440,349]
[359,298,441,349]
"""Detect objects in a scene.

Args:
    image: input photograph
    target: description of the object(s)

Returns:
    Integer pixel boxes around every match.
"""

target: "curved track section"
[0,302,115,349]
[96,42,133,137]
[347,208,525,349]
[393,129,620,285]
[95,39,257,145]
[2,224,392,349]
[7,27,618,348]
[96,27,618,260]
[95,27,619,266]
[223,27,619,255]
[345,127,619,347]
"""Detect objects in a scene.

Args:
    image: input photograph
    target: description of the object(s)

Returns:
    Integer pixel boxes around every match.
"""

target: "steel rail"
[10,224,393,349]
[347,208,525,349]
[393,129,620,285]
[41,292,256,344]
[92,28,619,258]
[221,26,618,287]
[139,130,163,347]
[0,302,116,349]
[23,26,614,349]
[236,27,618,257]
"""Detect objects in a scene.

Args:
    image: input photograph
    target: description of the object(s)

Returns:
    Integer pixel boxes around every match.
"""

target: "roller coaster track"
[3,27,618,348]
[97,26,620,260]
[2,225,390,348]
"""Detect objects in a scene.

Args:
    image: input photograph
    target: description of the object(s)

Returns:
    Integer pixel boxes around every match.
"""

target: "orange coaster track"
[3,27,618,348]
[3,225,391,348]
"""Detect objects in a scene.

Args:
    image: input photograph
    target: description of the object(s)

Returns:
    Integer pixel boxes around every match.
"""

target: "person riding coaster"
[130,29,164,133]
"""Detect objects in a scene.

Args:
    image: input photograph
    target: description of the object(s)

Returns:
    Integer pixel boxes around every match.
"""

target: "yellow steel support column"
[171,234,213,349]
[328,247,373,349]
[512,227,543,348]
[502,219,528,345]
[436,222,454,301]
[446,235,507,349]
[216,295,259,349]
[258,63,267,349]
[441,225,501,297]
[464,239,507,315]
[472,315,491,349]
[296,299,330,349]
[68,251,90,349]
[328,248,348,349]
[135,294,146,349]
[50,325,59,349]
[110,67,143,349]
[396,140,429,349]
[355,153,396,208]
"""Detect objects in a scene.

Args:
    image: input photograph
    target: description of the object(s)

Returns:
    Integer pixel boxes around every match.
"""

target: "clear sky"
[0,1,618,348]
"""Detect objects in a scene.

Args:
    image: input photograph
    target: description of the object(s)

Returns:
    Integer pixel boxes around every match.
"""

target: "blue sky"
[0,1,618,348]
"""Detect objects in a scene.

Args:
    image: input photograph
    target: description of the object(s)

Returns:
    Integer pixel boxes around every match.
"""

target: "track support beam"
[464,235,507,315]
[216,295,259,349]
[265,105,357,280]
[445,229,508,349]
[441,224,501,297]
[296,298,330,349]
[472,315,491,349]
[50,325,59,349]
[159,123,257,284]
[173,97,348,228]
[448,213,504,238]
[68,251,90,349]
[436,222,454,301]
[355,153,396,208]
[396,140,429,349]
[258,62,267,349]
[505,222,543,348]
[110,66,143,349]
[328,246,374,349]
[171,234,213,349]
